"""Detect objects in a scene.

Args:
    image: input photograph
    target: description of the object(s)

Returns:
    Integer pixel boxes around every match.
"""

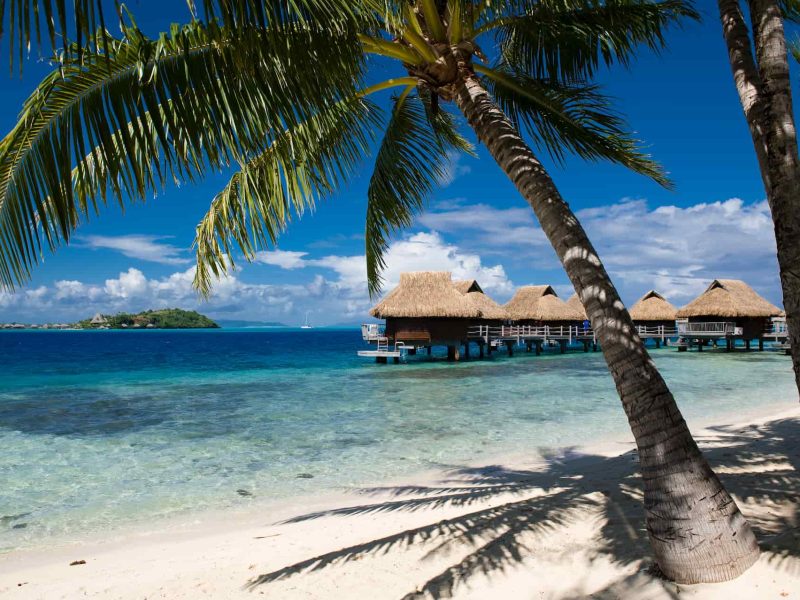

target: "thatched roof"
[566,293,587,319]
[629,290,677,322]
[370,272,482,319]
[453,280,508,320]
[504,285,584,321]
[675,279,782,319]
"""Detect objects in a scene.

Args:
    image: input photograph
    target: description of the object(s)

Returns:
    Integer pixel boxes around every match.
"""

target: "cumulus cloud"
[418,197,781,305]
[81,235,190,265]
[0,232,512,325]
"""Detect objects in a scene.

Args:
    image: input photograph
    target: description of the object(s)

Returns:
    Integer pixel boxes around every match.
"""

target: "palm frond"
[0,19,364,290]
[193,97,381,295]
[366,90,474,297]
[478,64,670,187]
[481,0,697,82]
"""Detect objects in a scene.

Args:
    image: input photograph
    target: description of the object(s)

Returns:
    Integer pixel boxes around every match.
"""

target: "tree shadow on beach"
[246,418,800,599]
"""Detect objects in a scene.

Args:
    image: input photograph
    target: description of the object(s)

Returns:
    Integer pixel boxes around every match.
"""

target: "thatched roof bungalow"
[370,272,481,347]
[675,279,781,339]
[566,293,587,320]
[629,290,677,328]
[504,285,584,325]
[453,280,508,322]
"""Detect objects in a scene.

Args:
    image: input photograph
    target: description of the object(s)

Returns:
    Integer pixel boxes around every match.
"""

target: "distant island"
[78,309,219,330]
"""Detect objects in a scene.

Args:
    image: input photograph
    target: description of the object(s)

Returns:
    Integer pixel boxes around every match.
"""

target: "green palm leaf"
[366,89,474,297]
[0,18,364,289]
[193,96,382,295]
[479,64,670,187]
[482,0,697,82]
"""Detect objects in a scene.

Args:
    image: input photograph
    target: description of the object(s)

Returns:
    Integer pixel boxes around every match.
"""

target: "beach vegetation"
[76,308,219,329]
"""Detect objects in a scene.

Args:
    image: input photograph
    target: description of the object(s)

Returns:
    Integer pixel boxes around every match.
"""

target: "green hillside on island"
[78,309,219,329]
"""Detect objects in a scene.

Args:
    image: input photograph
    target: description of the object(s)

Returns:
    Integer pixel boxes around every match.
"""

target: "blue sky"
[0,2,791,325]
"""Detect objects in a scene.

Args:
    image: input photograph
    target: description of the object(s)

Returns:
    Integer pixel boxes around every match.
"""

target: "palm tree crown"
[0,0,694,296]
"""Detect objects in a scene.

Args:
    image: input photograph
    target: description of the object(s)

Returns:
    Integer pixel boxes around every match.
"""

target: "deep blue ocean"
[0,328,796,552]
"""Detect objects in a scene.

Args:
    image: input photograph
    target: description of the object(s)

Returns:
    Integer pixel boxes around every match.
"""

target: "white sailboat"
[300,312,312,329]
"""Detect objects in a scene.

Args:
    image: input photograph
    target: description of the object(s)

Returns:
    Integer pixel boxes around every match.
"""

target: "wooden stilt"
[559,340,567,354]
[726,339,732,352]
[526,341,532,353]
[745,339,751,352]
[463,343,470,359]
[407,347,416,356]
[535,341,542,356]
[376,356,387,364]
[506,341,514,357]
[655,339,661,349]
[583,341,589,352]
[479,343,485,358]
[427,346,432,356]
[393,357,399,364]
[758,338,764,351]
[697,341,703,352]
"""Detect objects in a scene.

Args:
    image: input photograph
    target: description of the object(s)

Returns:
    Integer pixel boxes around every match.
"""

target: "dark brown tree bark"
[453,73,759,583]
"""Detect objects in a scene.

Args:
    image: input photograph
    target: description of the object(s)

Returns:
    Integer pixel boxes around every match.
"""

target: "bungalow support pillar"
[505,341,514,357]
[559,340,567,354]
[463,343,470,359]
[526,341,533,353]
[479,343,485,359]
[427,346,432,356]
[655,339,661,349]
[447,345,460,361]
[745,339,751,352]
[759,338,764,351]
[535,341,542,356]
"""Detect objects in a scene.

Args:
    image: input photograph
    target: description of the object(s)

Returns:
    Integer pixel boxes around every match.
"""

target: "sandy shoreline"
[1,402,798,599]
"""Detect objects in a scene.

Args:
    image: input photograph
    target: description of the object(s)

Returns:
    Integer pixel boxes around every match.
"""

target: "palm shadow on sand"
[246,418,800,598]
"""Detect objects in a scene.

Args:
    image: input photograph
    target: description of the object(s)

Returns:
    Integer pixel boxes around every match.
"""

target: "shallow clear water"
[0,329,796,552]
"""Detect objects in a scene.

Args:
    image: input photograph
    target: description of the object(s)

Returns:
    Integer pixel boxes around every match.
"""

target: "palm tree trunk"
[453,73,759,583]
[719,0,800,394]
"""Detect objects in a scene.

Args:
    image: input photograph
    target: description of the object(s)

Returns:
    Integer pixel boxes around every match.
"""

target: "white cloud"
[415,197,781,305]
[81,235,190,265]
[438,151,473,186]
[0,232,512,325]
[255,249,310,269]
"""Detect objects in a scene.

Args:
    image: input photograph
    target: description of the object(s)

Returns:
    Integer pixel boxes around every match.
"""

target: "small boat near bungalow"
[359,272,789,363]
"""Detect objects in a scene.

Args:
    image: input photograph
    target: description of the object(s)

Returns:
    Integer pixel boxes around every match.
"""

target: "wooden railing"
[677,321,737,335]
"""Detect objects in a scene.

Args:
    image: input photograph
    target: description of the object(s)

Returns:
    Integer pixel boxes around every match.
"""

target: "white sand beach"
[1,404,798,600]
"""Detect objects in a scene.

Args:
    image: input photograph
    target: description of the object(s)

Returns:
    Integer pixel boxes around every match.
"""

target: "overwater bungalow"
[566,293,588,320]
[453,279,508,357]
[368,271,482,361]
[503,286,589,354]
[675,279,782,351]
[629,290,677,347]
[504,286,584,327]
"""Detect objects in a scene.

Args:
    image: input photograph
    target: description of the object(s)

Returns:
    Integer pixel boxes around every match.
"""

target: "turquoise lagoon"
[0,328,796,552]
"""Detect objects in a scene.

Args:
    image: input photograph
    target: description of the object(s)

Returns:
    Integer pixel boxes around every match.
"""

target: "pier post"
[447,345,460,361]
[464,343,470,359]
[408,347,417,356]
[758,338,764,351]
[726,339,732,352]
[427,346,432,356]
[526,341,532,353]
[376,356,387,364]
[505,341,514,357]
[535,341,542,356]
[479,343,485,359]
[655,339,661,349]
[745,339,751,352]
[393,357,400,364]
[697,341,702,352]
[559,340,567,354]
[592,342,598,352]
[583,341,589,352]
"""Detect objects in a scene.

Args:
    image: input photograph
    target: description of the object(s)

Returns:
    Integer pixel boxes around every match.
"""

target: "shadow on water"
[246,418,800,599]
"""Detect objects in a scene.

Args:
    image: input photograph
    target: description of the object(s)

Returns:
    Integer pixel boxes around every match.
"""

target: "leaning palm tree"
[0,0,758,582]
[717,0,800,396]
